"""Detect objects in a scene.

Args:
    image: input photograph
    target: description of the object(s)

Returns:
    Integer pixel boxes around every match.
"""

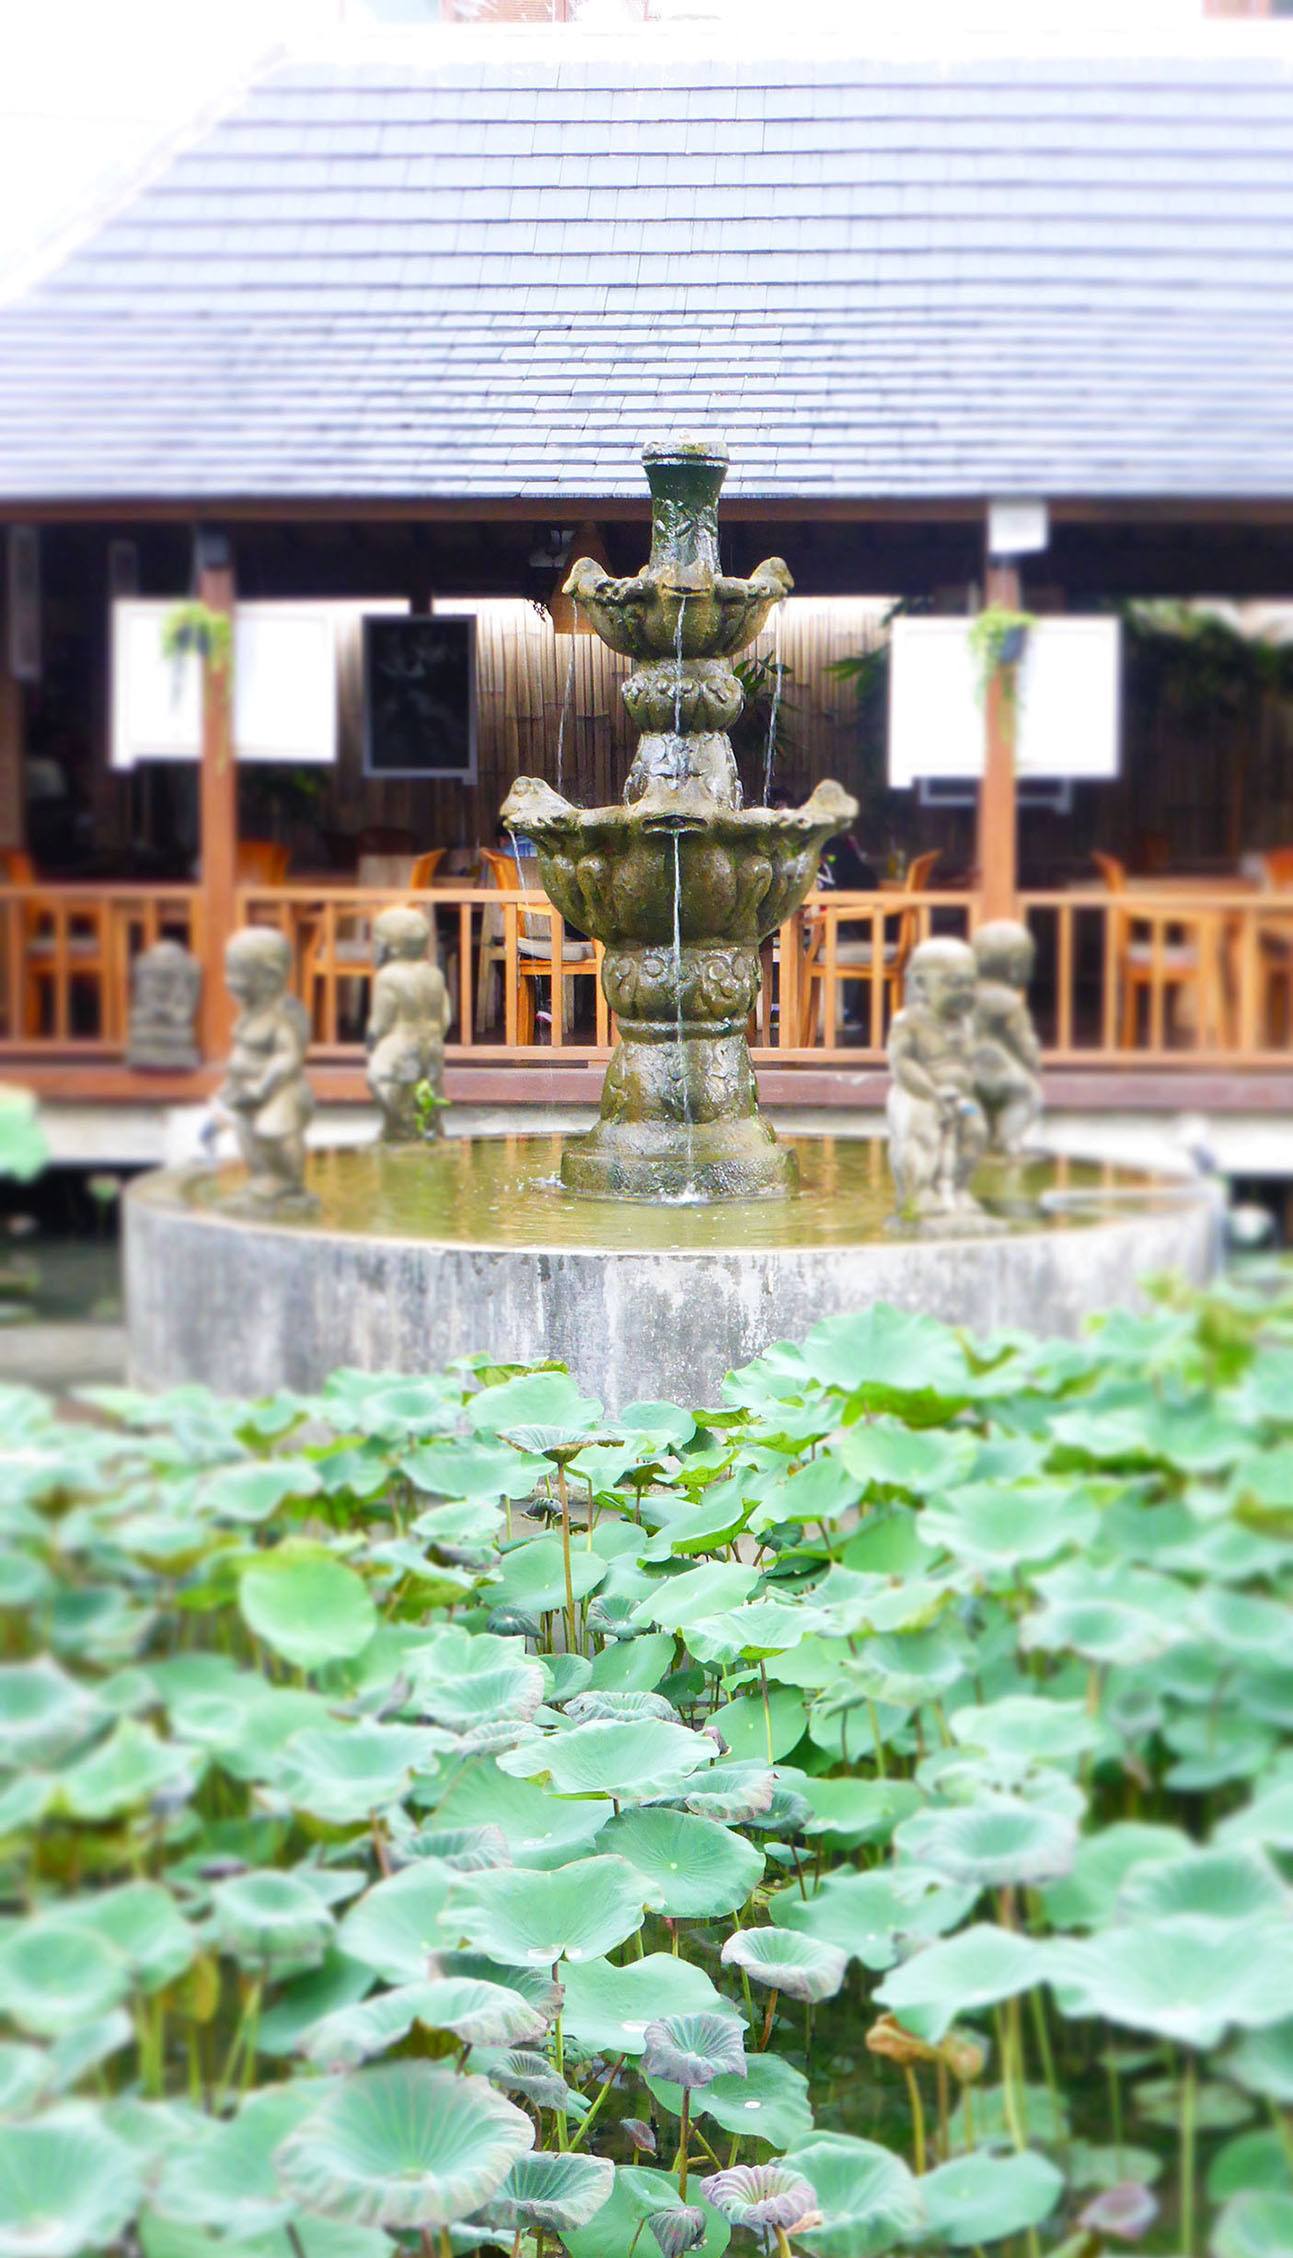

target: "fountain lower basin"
[124,1137,1220,1407]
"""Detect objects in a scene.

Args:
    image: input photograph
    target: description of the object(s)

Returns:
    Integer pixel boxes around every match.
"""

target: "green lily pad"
[648,2051,814,2151]
[875,1924,1042,2044]
[1213,2191,1293,2258]
[430,1760,612,1870]
[270,1722,445,1824]
[487,1537,608,1615]
[1041,1821,1189,1929]
[782,2132,923,2258]
[404,1626,545,1729]
[0,2105,141,2257]
[504,1718,712,1803]
[275,2061,533,2231]
[560,1953,726,2058]
[1046,1914,1293,2047]
[446,1855,651,1966]
[303,1976,547,2067]
[55,1721,197,1821]
[587,1633,677,1694]
[477,2148,614,2231]
[337,1863,455,1983]
[917,2151,1063,2247]
[238,1547,376,1672]
[894,1797,1077,1889]
[770,1867,974,1971]
[154,2081,321,2238]
[1229,2015,1293,2103]
[720,1927,847,2003]
[208,1870,336,1970]
[597,1808,763,1919]
[62,1882,196,1993]
[631,1562,760,1634]
[0,1661,104,1766]
[0,1918,129,2037]
[1116,1846,1289,1923]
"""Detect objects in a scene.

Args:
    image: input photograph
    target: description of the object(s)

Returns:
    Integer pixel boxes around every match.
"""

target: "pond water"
[177,1135,1186,1253]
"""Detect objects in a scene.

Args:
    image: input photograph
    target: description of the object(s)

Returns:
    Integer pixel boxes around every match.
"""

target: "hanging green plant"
[968,604,1036,705]
[161,599,233,677]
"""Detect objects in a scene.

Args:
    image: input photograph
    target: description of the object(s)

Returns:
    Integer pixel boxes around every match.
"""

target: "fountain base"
[124,1136,1220,1410]
[560,1109,796,1202]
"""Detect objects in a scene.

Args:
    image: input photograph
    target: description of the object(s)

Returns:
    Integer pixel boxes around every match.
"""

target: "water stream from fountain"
[555,626,577,799]
[763,603,784,805]
[671,827,695,1195]
[673,596,686,736]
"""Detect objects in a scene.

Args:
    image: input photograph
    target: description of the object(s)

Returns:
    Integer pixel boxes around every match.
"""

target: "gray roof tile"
[2,45,1293,501]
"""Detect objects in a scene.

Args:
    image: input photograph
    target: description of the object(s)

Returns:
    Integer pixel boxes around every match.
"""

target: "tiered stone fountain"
[124,438,1218,1405]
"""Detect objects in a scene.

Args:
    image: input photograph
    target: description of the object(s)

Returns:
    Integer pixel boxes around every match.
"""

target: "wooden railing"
[0,885,201,1054]
[3,877,1292,1071]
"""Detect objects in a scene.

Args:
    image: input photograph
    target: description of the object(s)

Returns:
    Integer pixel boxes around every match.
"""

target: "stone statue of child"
[126,939,201,1071]
[366,905,450,1142]
[218,927,316,1211]
[887,936,989,1219]
[972,919,1043,1157]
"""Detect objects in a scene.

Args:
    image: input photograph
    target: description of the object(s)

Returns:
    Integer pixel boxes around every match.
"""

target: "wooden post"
[0,551,26,852]
[196,534,237,1061]
[977,557,1020,922]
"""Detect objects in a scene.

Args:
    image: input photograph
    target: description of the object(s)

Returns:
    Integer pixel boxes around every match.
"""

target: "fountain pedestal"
[502,436,858,1202]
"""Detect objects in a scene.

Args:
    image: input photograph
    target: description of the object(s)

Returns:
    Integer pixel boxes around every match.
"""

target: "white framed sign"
[111,601,341,769]
[889,616,1121,787]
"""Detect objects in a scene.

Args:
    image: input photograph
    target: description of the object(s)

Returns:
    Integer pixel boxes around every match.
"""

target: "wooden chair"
[0,849,116,1041]
[797,850,940,1045]
[236,839,290,885]
[478,846,597,1042]
[1252,850,1293,1042]
[303,851,451,1044]
[1092,851,1220,1048]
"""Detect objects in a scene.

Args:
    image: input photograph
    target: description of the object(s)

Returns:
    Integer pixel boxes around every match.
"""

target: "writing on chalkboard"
[362,615,477,781]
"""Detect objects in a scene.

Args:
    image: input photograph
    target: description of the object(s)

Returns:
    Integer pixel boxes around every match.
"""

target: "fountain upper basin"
[124,1136,1220,1408]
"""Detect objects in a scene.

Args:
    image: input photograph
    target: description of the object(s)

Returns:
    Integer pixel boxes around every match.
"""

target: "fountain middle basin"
[125,1135,1219,1406]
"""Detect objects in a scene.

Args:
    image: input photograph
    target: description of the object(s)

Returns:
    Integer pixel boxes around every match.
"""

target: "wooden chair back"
[893,848,941,970]
[0,850,35,885]
[1259,847,1293,890]
[236,839,290,885]
[409,848,446,891]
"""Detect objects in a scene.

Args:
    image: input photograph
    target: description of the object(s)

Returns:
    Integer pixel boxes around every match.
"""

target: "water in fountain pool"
[181,1136,1176,1253]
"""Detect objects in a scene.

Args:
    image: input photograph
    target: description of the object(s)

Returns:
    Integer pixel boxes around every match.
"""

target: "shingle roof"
[3,37,1293,505]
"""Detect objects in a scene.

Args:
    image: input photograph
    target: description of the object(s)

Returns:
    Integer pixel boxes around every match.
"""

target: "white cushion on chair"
[827,939,899,968]
[517,936,594,963]
[1126,943,1198,972]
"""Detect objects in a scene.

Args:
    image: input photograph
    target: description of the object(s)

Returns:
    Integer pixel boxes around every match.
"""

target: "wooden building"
[4,27,1293,1156]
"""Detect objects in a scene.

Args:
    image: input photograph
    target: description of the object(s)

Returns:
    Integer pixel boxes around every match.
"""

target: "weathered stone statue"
[365,905,450,1142]
[887,937,989,1221]
[126,939,201,1071]
[972,919,1043,1157]
[501,437,857,1201]
[218,927,316,1212]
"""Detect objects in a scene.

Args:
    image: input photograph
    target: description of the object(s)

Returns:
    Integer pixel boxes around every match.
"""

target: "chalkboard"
[362,615,477,780]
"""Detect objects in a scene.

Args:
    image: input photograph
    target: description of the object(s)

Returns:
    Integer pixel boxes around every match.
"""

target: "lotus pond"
[3,1276,1293,2258]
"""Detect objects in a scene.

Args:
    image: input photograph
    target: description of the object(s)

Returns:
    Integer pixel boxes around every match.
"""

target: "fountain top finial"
[641,433,729,471]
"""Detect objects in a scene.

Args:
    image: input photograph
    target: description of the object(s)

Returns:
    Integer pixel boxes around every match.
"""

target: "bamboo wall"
[322,597,890,856]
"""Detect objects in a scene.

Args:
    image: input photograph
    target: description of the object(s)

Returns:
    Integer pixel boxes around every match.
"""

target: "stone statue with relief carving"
[366,905,450,1142]
[887,936,991,1224]
[217,927,316,1213]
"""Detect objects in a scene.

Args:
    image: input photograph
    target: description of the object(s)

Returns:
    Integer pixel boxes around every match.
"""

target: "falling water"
[763,603,784,806]
[554,626,577,799]
[671,828,695,1189]
[673,596,686,737]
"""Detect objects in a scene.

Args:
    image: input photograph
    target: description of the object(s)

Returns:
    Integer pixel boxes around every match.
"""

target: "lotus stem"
[556,1459,578,1654]
[1028,1984,1061,2135]
[935,2060,950,2162]
[553,2003,569,2149]
[759,1662,774,1763]
[759,1987,779,2051]
[677,2087,691,2201]
[566,2054,625,2155]
[901,2062,927,2174]
[1180,2047,1197,2258]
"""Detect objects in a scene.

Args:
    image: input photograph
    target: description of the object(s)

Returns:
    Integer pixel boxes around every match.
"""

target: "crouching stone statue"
[218,927,316,1212]
[971,919,1043,1157]
[366,905,450,1142]
[887,936,989,1222]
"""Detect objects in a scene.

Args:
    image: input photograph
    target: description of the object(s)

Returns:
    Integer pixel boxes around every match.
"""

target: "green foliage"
[967,604,1036,705]
[0,1086,46,1184]
[4,1275,1293,2253]
[161,599,232,676]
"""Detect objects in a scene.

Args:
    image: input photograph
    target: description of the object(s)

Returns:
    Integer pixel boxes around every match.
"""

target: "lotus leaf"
[270,1722,446,1823]
[404,1437,549,1499]
[560,2166,730,2258]
[563,1689,678,1724]
[631,1562,760,1633]
[0,1662,104,1765]
[799,1303,971,1408]
[1115,1845,1289,1923]
[648,2051,814,2150]
[1207,2127,1289,2199]
[403,1625,545,1728]
[699,2162,818,2230]
[275,2061,533,2230]
[501,1717,713,1802]
[649,2202,709,2257]
[893,1796,1078,1889]
[1219,1781,1293,1853]
[721,1927,847,2003]
[302,1975,546,2066]
[55,1720,197,1821]
[445,1854,651,1964]
[587,1632,677,1692]
[487,1535,607,1614]
[1228,2015,1293,2103]
[62,1881,195,1992]
[336,1863,454,1983]
[916,1479,1094,1569]
[238,1549,376,1672]
[770,1867,974,1971]
[916,2150,1063,2247]
[560,1952,726,2057]
[0,1918,128,2037]
[0,2105,141,2257]
[0,2048,47,2120]
[429,1760,611,1869]
[597,1807,764,1918]
[781,2132,924,2257]
[1212,2190,1293,2258]
[155,2081,322,2237]
[1046,1915,1293,2047]
[470,2048,583,2113]
[678,1761,776,1824]
[875,1924,1043,2044]
[641,2013,748,2090]
[708,1689,807,1764]
[201,1459,322,1524]
[1041,1821,1189,1929]
[208,1870,337,1969]
[476,2148,615,2230]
